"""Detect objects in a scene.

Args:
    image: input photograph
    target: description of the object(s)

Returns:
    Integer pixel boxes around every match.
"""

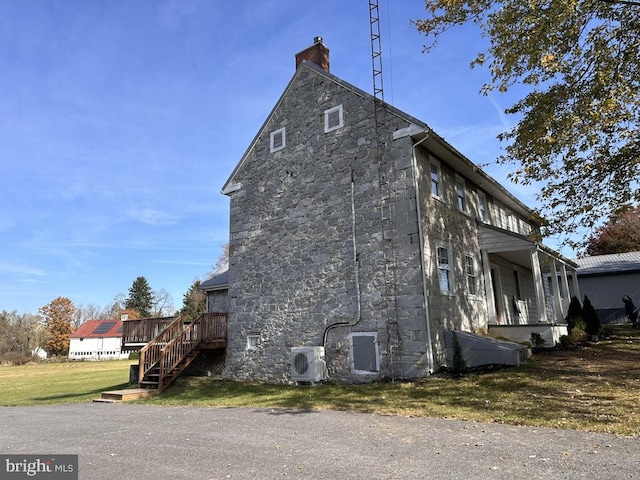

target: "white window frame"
[350,332,380,373]
[465,254,478,296]
[436,245,453,293]
[455,175,466,213]
[246,334,260,351]
[430,159,442,199]
[324,105,343,133]
[477,191,488,223]
[513,267,524,300]
[270,127,286,153]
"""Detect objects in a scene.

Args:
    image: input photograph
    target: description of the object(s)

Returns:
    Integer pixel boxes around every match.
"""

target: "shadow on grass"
[31,382,130,401]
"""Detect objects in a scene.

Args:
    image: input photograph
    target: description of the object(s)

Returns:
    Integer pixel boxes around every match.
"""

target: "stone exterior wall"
[224,65,432,383]
[415,148,489,368]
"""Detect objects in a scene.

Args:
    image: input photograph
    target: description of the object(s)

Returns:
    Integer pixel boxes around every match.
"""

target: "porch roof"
[477,222,578,270]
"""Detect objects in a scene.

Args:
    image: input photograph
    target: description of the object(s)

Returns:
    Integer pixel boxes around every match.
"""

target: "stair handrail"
[157,313,228,391]
[139,315,184,387]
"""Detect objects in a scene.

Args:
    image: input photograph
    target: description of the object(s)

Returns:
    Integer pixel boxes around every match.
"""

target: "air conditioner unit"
[290,346,326,384]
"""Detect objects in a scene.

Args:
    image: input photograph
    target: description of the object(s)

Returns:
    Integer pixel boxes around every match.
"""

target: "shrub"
[128,351,140,360]
[530,332,546,349]
[0,352,31,365]
[558,335,573,350]
[582,295,601,337]
[570,327,588,346]
[566,296,584,334]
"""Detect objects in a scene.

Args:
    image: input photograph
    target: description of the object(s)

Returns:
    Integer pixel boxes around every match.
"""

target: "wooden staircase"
[138,313,227,392]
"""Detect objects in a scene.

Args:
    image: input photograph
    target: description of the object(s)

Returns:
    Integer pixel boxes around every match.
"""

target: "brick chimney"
[295,36,329,72]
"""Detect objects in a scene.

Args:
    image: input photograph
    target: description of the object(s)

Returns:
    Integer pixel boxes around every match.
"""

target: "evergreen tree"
[125,276,154,318]
[565,296,584,335]
[181,279,206,322]
[582,295,601,338]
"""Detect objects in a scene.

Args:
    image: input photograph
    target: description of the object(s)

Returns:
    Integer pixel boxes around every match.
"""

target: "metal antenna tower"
[369,0,385,104]
[369,0,400,379]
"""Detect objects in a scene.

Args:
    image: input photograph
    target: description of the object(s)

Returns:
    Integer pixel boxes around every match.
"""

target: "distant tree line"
[0,244,228,365]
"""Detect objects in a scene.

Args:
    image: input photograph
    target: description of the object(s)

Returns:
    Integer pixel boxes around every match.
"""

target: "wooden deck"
[93,388,160,403]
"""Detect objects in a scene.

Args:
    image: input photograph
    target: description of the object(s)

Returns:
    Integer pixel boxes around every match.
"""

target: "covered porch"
[478,223,579,346]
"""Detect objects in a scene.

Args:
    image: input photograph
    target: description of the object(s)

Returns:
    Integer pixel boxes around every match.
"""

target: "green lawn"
[0,359,134,406]
[1,326,639,437]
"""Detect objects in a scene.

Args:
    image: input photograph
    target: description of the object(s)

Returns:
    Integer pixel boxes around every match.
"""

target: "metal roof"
[200,264,229,291]
[575,251,640,276]
[71,319,123,338]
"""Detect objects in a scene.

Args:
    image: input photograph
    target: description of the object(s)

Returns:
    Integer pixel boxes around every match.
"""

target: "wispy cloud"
[127,208,179,226]
[0,263,47,277]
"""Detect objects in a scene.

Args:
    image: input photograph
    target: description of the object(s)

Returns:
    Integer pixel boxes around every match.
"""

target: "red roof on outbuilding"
[70,319,123,339]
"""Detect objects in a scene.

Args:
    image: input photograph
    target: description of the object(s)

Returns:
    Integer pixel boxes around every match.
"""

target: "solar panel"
[93,321,117,335]
[116,325,123,334]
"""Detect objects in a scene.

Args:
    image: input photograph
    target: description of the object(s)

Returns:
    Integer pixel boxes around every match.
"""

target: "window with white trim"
[430,160,442,199]
[465,255,478,295]
[455,176,466,213]
[477,192,488,222]
[437,246,452,292]
[351,332,379,373]
[246,334,260,351]
[270,127,286,153]
[324,105,343,132]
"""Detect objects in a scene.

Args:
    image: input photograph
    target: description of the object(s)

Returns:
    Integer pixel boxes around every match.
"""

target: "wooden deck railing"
[139,316,185,385]
[139,313,227,391]
[157,313,227,391]
[121,316,177,350]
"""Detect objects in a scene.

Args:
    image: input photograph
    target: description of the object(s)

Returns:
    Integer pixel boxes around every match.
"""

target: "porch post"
[530,247,547,323]
[550,259,565,324]
[571,269,581,300]
[560,263,571,311]
[481,249,497,324]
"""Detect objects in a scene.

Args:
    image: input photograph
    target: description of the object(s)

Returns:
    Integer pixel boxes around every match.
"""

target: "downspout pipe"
[323,169,362,346]
[411,133,435,374]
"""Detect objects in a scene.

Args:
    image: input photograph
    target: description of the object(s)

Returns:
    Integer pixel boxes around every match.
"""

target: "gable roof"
[221,60,536,222]
[71,319,123,339]
[575,251,640,276]
[201,263,229,291]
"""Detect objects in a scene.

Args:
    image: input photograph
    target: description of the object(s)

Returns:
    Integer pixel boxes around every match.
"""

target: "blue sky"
[0,0,567,315]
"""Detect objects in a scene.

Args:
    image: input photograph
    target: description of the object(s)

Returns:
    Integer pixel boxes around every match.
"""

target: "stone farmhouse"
[201,38,579,384]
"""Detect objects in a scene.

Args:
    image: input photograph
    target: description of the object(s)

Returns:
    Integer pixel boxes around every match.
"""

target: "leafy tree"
[585,206,640,255]
[181,279,207,322]
[582,295,601,337]
[125,276,154,318]
[414,1,640,248]
[39,297,75,356]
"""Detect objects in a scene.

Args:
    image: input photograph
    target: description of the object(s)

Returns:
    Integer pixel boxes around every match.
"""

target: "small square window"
[324,105,343,133]
[246,334,260,351]
[270,127,286,153]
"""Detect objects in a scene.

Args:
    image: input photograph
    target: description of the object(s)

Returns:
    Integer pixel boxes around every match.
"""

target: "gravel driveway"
[1,403,639,479]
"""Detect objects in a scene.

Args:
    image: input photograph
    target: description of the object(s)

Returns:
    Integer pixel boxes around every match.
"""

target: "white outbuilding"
[68,319,129,360]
